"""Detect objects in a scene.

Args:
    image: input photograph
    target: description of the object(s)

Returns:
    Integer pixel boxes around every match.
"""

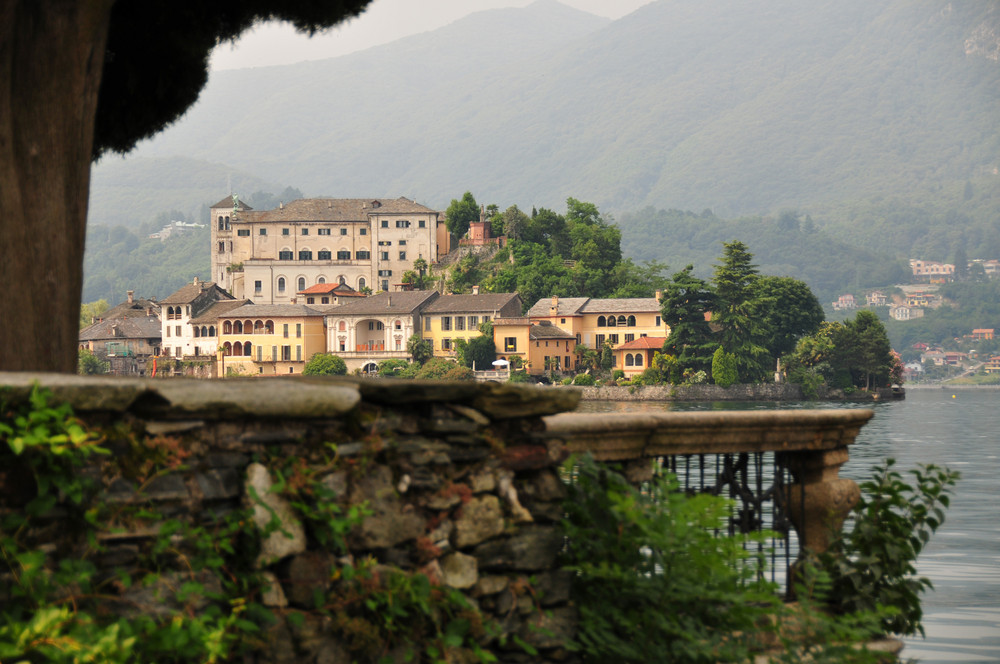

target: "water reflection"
[575,390,1000,662]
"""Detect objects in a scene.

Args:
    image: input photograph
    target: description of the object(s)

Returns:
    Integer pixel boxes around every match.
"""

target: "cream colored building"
[210,195,448,302]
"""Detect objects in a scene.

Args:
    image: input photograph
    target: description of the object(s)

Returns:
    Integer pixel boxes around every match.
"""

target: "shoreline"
[572,383,899,402]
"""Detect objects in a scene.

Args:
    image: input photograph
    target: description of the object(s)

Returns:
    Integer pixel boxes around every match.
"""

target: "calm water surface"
[577,390,1000,662]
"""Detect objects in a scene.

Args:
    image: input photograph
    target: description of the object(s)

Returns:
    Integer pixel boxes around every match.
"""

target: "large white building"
[210,195,449,302]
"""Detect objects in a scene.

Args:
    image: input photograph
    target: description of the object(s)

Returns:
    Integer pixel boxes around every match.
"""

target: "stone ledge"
[542,409,874,459]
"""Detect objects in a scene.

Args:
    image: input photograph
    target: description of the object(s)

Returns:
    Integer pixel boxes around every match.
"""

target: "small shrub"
[572,373,596,386]
[302,353,348,376]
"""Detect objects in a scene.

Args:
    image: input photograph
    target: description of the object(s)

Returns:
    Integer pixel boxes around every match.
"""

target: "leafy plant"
[817,459,959,636]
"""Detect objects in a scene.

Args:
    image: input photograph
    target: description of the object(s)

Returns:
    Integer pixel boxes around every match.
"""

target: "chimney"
[387,296,391,308]
[290,296,297,304]
[472,285,480,295]
[279,201,284,209]
[550,295,559,317]
[127,290,134,304]
[193,276,199,286]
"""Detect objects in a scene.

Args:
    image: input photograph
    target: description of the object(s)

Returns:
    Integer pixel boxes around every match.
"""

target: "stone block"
[453,495,505,548]
[196,468,241,500]
[245,463,307,566]
[143,474,189,501]
[473,526,563,571]
[440,551,478,589]
[516,606,577,650]
[352,465,425,549]
[533,570,573,606]
[284,551,335,607]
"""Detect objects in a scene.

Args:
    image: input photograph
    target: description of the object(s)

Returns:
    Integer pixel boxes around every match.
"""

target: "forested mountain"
[85,0,1000,300]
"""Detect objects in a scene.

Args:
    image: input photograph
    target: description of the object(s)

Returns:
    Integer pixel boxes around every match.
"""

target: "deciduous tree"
[445,191,479,237]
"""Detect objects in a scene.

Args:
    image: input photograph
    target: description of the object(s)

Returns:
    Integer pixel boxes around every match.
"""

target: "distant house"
[971,328,995,341]
[943,351,968,366]
[923,350,946,366]
[492,318,576,374]
[890,304,924,321]
[160,277,236,360]
[866,291,888,307]
[832,294,856,310]
[910,259,955,282]
[985,356,1000,374]
[421,292,522,359]
[78,290,161,376]
[904,291,937,307]
[614,337,668,379]
[297,282,367,306]
[218,303,328,376]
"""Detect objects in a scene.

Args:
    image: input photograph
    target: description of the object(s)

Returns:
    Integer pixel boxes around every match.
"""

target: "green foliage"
[78,348,110,375]
[561,456,780,662]
[572,373,595,386]
[454,334,496,370]
[415,357,460,380]
[445,191,479,237]
[79,299,110,328]
[711,346,738,388]
[376,358,413,378]
[302,353,348,376]
[660,265,716,381]
[817,459,960,637]
[407,334,434,365]
[754,275,825,360]
[507,370,531,383]
[712,241,771,382]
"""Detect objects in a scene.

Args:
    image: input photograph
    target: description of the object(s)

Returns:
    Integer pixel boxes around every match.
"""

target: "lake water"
[576,389,1000,662]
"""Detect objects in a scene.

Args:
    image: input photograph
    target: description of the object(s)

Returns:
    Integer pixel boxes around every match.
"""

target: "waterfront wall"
[575,383,898,401]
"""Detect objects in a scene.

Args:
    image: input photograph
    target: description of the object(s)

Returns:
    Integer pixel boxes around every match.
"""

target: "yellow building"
[216,304,327,376]
[525,295,669,369]
[614,337,668,378]
[421,292,522,358]
[492,318,576,375]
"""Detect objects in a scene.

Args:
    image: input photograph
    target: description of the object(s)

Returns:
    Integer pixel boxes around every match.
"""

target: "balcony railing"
[542,408,873,596]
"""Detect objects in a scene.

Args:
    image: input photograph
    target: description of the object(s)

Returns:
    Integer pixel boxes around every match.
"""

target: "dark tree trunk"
[0,1,113,372]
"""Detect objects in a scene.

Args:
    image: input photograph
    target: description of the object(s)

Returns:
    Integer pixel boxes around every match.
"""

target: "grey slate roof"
[191,300,251,325]
[422,293,521,314]
[161,281,232,305]
[221,304,324,318]
[525,297,590,317]
[100,296,160,320]
[324,290,439,316]
[79,316,161,342]
[210,195,254,210]
[237,197,438,224]
[529,323,575,340]
[579,298,661,314]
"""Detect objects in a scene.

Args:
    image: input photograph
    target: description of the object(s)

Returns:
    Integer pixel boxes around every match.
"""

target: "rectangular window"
[283,324,289,338]
[398,240,407,246]
[441,316,451,331]
[360,228,367,236]
[337,250,351,260]
[318,250,332,260]
[301,228,309,235]
[399,251,406,260]
[175,325,181,336]
[442,338,452,351]
[418,220,426,228]
[504,337,517,352]
[381,279,389,291]
[378,240,392,246]
[279,250,293,260]
[296,323,301,338]
[217,241,225,253]
[176,347,182,358]
[609,334,619,345]
[237,229,250,237]
[254,280,262,293]
[356,250,370,260]
[625,333,634,343]
[296,346,302,361]
[165,327,170,337]
[380,251,389,261]
[259,228,267,236]
[282,228,290,236]
[318,228,331,236]
[257,346,262,362]
[396,220,410,228]
[424,317,431,331]
[656,315,662,326]
[455,316,465,331]
[339,340,345,352]
[381,220,388,228]
[282,346,291,361]
[596,334,605,348]
[272,345,277,361]
[378,269,392,277]
[482,315,490,323]
[298,250,312,260]
[561,318,566,324]
[340,228,347,236]
[468,316,478,327]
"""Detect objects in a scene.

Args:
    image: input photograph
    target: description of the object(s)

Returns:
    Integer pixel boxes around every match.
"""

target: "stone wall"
[0,373,582,664]
[576,383,808,401]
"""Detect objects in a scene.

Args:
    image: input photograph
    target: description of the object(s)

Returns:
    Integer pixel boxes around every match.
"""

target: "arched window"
[277,277,286,293]
[233,320,243,334]
[193,326,200,338]
[607,316,617,327]
[243,342,252,357]
[338,320,346,332]
[358,277,366,291]
[317,276,326,284]
[617,315,627,326]
[234,341,242,355]
[265,320,274,334]
[298,277,306,291]
[627,315,636,327]
[394,319,402,330]
[635,353,644,367]
[254,320,264,334]
[223,320,232,334]
[222,342,232,356]
[208,326,215,337]
[597,316,606,327]
[625,354,634,367]
[224,216,230,230]
[218,216,224,230]
[244,320,253,334]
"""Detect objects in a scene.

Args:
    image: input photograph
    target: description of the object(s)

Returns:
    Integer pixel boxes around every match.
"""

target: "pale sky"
[210,0,654,70]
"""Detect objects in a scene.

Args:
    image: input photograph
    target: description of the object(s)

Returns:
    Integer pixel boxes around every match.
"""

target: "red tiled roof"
[616,337,667,351]
[297,283,365,296]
